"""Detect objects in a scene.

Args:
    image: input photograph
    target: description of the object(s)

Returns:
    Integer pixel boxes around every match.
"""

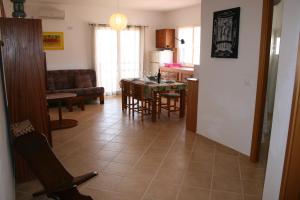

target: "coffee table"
[46,93,78,130]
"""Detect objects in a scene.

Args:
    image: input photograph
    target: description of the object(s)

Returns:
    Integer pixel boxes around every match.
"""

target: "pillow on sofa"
[75,74,93,88]
[47,77,56,91]
[55,76,72,90]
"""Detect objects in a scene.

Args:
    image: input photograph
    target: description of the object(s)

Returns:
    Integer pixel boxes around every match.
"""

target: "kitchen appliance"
[149,50,173,74]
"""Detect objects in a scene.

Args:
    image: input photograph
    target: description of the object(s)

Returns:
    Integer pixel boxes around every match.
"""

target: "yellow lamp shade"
[109,13,128,30]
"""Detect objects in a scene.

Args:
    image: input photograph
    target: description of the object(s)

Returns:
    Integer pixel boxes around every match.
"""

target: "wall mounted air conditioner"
[38,7,65,20]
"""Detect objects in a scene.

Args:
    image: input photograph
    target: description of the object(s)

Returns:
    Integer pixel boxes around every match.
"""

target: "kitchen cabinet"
[156,29,175,49]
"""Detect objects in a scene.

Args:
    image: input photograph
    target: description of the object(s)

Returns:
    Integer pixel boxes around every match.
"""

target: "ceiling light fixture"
[109,0,128,31]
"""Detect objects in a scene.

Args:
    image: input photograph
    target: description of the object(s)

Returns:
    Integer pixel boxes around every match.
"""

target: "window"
[94,26,142,95]
[178,26,201,66]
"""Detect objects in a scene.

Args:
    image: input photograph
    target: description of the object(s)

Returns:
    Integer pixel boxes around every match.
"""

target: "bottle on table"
[157,69,161,83]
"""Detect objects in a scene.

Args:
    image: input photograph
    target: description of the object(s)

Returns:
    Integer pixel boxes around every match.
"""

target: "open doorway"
[250,0,284,162]
[260,0,284,159]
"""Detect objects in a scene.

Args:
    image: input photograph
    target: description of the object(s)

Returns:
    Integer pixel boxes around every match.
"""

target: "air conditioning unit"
[38,7,65,20]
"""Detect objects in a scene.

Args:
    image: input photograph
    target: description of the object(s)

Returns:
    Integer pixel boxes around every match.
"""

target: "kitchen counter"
[160,66,194,82]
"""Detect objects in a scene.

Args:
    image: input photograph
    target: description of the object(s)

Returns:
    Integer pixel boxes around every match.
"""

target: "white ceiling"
[26,0,201,12]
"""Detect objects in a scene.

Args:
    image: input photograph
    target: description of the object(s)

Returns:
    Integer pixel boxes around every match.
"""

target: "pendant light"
[109,0,128,31]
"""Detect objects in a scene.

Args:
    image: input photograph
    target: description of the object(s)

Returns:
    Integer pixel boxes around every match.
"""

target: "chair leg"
[141,101,144,122]
[127,96,131,115]
[167,98,171,118]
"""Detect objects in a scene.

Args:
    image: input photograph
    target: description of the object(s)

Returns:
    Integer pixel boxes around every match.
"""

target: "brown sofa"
[47,69,105,106]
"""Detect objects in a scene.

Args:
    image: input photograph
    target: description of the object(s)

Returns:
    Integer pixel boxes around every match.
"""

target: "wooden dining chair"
[14,132,97,200]
[121,80,133,114]
[159,91,180,118]
[131,83,153,121]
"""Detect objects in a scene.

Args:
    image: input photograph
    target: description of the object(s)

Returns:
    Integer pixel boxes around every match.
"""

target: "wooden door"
[279,34,300,200]
[0,18,50,181]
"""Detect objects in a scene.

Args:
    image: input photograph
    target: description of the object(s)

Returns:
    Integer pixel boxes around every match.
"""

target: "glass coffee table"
[46,93,78,130]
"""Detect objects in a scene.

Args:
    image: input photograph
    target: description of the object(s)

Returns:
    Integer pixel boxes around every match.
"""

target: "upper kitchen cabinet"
[156,29,175,49]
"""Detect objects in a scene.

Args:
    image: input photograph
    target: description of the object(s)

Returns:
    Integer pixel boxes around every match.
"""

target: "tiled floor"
[16,96,267,200]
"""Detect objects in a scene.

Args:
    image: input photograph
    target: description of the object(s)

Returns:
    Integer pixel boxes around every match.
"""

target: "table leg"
[152,91,157,122]
[180,89,186,118]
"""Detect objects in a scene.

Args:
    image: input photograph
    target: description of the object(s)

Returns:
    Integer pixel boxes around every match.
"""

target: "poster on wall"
[211,7,240,58]
[43,32,64,50]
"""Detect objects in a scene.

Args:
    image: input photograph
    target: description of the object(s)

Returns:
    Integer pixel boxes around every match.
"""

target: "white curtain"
[94,25,144,95]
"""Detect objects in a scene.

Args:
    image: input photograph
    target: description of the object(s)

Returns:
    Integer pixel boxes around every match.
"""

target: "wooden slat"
[0,18,50,182]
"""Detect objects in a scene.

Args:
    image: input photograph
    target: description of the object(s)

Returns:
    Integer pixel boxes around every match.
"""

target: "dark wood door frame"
[250,0,274,162]
[279,34,300,200]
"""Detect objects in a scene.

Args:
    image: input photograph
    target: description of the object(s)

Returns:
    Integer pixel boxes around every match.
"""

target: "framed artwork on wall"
[211,7,240,58]
[43,32,64,50]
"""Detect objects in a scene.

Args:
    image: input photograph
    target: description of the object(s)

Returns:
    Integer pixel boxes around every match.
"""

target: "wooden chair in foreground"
[14,132,98,200]
[131,83,153,121]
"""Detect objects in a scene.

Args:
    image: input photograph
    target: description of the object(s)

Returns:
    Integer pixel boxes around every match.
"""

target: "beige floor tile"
[83,173,123,191]
[143,181,180,200]
[104,162,134,176]
[214,155,240,179]
[177,186,210,200]
[244,194,263,200]
[216,144,239,156]
[212,191,243,200]
[154,168,185,185]
[182,171,212,189]
[16,96,268,200]
[240,167,266,181]
[213,176,242,193]
[188,160,213,174]
[242,180,264,195]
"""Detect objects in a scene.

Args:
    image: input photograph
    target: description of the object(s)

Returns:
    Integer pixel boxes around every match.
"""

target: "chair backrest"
[131,83,145,100]
[121,80,132,96]
[14,133,74,192]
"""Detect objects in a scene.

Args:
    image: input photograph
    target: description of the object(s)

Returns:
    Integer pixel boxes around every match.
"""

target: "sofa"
[46,69,105,107]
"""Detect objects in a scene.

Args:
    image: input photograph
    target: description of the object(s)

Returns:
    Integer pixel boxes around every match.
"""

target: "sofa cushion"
[47,87,105,97]
[47,77,56,91]
[55,76,72,90]
[75,74,93,88]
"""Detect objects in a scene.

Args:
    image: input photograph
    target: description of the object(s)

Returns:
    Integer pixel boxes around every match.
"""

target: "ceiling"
[26,0,201,12]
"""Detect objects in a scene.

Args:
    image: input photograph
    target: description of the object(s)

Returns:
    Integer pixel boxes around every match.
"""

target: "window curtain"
[93,25,144,95]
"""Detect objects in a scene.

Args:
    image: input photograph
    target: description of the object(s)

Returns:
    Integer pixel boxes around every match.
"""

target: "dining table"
[122,78,187,122]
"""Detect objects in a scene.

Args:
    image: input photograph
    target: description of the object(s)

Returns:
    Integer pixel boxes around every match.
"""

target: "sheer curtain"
[94,26,143,95]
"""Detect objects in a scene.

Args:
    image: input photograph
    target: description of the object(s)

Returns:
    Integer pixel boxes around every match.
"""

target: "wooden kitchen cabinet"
[156,29,175,49]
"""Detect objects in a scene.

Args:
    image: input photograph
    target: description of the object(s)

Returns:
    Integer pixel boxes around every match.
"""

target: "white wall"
[197,0,263,155]
[164,4,201,28]
[22,3,167,71]
[263,0,300,199]
[0,76,14,200]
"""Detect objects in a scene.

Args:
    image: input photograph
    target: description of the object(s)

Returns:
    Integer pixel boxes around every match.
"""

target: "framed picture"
[211,7,240,58]
[43,32,64,50]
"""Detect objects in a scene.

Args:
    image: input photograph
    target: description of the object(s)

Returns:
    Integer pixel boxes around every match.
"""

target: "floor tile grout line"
[208,142,217,200]
[129,131,161,169]
[139,131,182,200]
[174,133,199,200]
